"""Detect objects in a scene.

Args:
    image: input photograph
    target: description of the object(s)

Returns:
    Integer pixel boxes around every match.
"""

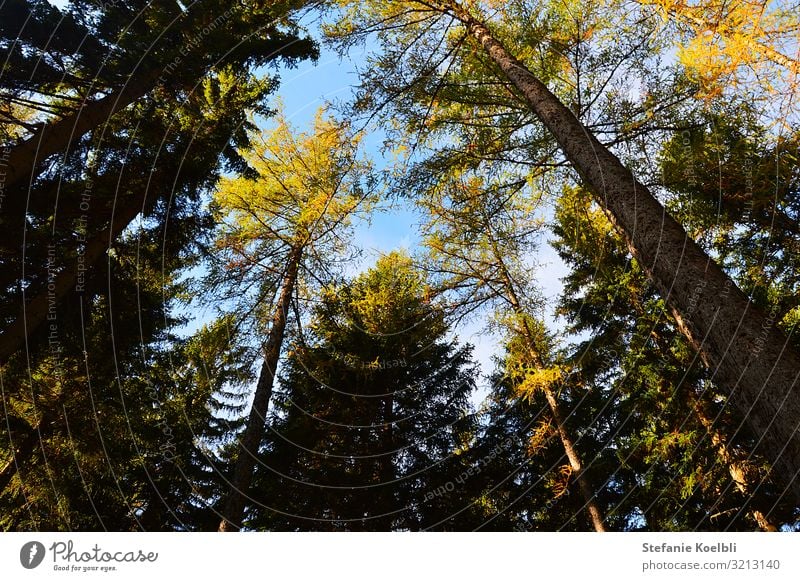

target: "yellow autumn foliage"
[213,103,372,252]
[517,365,566,400]
[639,0,799,97]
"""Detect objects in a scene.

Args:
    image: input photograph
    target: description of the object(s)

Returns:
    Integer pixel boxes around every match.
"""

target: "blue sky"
[261,34,422,259]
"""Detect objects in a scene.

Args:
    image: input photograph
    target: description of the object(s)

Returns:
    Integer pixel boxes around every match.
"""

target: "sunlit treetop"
[212,104,375,253]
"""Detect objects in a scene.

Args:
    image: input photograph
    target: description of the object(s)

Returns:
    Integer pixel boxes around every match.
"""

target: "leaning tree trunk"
[218,245,303,532]
[432,0,800,498]
[539,384,607,532]
[0,69,162,191]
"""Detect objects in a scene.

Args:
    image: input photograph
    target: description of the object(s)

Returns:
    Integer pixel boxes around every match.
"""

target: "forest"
[1,0,800,532]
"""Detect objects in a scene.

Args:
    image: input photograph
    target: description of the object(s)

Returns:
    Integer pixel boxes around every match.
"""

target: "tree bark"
[0,69,162,192]
[540,385,607,532]
[218,245,303,532]
[432,0,800,498]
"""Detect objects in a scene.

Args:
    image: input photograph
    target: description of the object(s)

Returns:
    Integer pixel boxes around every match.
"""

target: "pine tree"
[0,0,316,189]
[0,0,317,367]
[0,220,252,530]
[0,1,316,529]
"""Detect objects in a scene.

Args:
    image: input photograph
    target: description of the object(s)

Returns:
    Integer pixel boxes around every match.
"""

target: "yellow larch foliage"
[640,0,799,97]
[213,103,370,251]
[516,365,566,401]
[549,464,573,498]
[528,419,556,455]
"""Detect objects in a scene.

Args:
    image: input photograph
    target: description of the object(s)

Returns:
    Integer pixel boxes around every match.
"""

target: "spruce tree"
[246,252,478,531]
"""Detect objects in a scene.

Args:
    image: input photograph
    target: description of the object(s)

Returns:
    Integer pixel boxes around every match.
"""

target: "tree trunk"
[516,315,607,532]
[0,193,145,367]
[0,70,162,191]
[540,386,607,532]
[434,0,800,498]
[217,245,303,532]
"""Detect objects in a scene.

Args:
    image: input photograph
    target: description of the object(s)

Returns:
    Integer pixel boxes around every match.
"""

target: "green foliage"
[659,105,800,329]
[0,0,317,531]
[247,252,479,530]
[3,0,800,534]
[552,181,799,530]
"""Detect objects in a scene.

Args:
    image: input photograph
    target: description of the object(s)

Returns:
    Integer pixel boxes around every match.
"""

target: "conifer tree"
[246,253,478,531]
[552,185,798,530]
[210,107,376,531]
[418,171,609,531]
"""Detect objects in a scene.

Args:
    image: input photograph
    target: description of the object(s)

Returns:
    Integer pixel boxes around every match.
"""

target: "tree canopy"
[2,0,799,533]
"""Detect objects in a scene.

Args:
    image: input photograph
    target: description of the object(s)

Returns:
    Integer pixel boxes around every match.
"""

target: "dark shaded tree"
[246,252,478,530]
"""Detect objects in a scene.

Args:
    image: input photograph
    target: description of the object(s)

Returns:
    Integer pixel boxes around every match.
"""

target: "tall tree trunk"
[689,391,778,531]
[0,70,162,192]
[432,0,800,498]
[0,192,145,367]
[218,245,303,532]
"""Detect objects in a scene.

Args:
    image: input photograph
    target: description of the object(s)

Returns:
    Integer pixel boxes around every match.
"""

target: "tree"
[659,106,800,322]
[0,67,275,377]
[418,171,608,531]
[0,217,252,530]
[246,252,478,530]
[0,0,318,368]
[0,0,316,189]
[639,0,800,98]
[551,184,798,530]
[210,107,376,531]
[1,2,316,529]
[330,0,800,498]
